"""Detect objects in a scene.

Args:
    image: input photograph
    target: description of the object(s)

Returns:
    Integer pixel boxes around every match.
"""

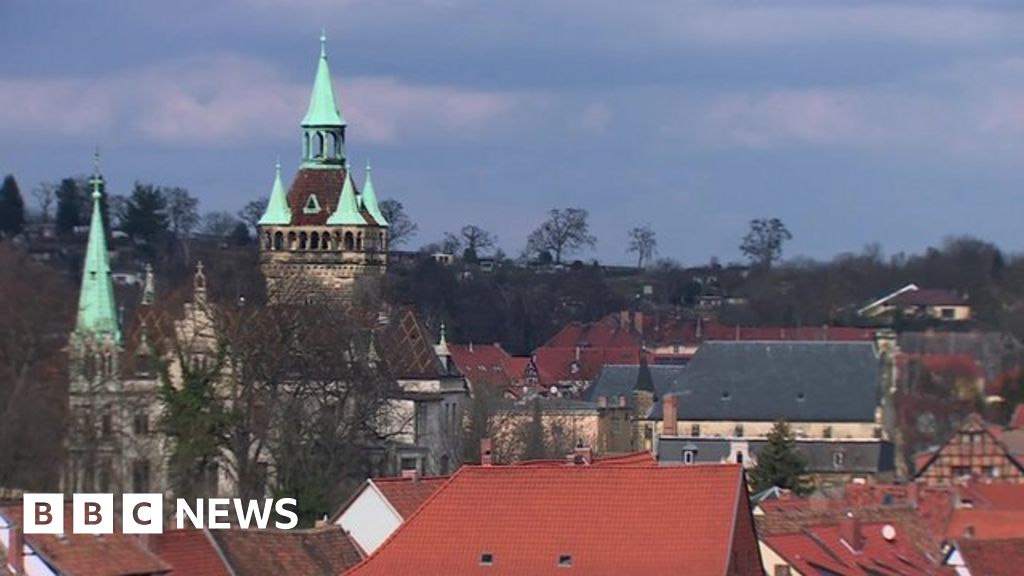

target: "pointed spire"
[258,159,291,225]
[302,32,345,127]
[360,161,389,227]
[75,153,120,344]
[326,166,365,226]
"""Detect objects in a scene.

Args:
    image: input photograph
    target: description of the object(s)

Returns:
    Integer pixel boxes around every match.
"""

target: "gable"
[336,483,403,556]
[914,416,1024,482]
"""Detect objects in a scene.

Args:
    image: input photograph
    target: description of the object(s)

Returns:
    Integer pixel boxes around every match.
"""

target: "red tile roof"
[0,504,170,576]
[286,168,346,226]
[531,345,644,385]
[346,464,760,575]
[946,510,1024,540]
[543,316,642,348]
[448,344,517,393]
[1011,404,1024,429]
[646,316,875,346]
[954,538,1024,576]
[210,525,363,576]
[371,476,450,519]
[152,529,230,576]
[763,520,949,576]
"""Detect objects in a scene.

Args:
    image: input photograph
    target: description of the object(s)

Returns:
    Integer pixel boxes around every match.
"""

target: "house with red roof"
[332,472,450,555]
[0,503,170,576]
[447,342,525,398]
[344,463,762,575]
[913,413,1024,485]
[944,538,1024,576]
[152,525,364,576]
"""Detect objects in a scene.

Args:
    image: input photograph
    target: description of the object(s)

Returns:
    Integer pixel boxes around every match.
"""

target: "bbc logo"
[24,493,163,535]
[23,493,299,534]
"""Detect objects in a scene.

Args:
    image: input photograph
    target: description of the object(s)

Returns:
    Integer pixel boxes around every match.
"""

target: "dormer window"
[303,194,322,214]
[683,449,696,465]
[480,553,494,566]
[558,554,573,568]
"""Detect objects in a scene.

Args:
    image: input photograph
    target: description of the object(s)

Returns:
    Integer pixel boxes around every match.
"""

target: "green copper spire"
[259,159,291,225]
[75,154,120,344]
[302,32,345,127]
[360,162,389,227]
[327,167,365,226]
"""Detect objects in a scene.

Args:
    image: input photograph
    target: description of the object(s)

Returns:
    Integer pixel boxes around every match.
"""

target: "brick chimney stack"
[839,512,864,552]
[8,525,23,575]
[662,394,678,437]
[401,468,420,482]
[480,438,493,466]
[574,445,593,465]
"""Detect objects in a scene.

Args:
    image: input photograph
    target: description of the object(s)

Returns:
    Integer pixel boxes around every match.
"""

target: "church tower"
[259,34,390,303]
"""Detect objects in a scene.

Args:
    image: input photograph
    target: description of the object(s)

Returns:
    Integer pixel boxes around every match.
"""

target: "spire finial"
[275,156,281,175]
[90,147,103,200]
[320,29,327,58]
[440,322,448,346]
[366,158,372,172]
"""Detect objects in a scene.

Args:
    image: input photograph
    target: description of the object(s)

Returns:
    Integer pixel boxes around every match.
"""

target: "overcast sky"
[4,1,1024,264]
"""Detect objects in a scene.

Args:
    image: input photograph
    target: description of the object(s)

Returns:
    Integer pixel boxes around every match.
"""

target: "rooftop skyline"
[4,1,1024,264]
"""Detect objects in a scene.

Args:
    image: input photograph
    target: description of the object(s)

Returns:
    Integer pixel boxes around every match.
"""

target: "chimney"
[839,513,864,552]
[574,445,593,465]
[8,525,23,575]
[480,438,493,466]
[401,468,420,482]
[662,394,678,437]
[618,395,627,408]
[597,396,608,408]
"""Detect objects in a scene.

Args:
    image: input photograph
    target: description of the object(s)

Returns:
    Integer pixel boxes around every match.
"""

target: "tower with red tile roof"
[258,34,389,303]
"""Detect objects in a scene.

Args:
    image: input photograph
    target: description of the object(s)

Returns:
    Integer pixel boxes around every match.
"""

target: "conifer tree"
[750,419,810,495]
[0,174,26,237]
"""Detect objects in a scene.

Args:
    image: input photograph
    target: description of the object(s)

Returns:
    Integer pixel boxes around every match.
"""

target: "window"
[691,424,701,437]
[721,391,731,401]
[400,457,418,472]
[303,194,322,214]
[683,450,695,465]
[480,553,494,566]
[734,424,744,437]
[953,466,971,479]
[101,412,113,439]
[415,404,428,440]
[823,426,833,439]
[735,451,744,465]
[832,451,845,468]
[133,413,149,435]
[132,459,150,492]
[942,308,955,319]
[558,555,573,568]
[796,392,806,402]
[440,455,450,475]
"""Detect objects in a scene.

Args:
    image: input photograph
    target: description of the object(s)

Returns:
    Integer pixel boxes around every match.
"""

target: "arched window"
[344,231,355,251]
[287,231,297,250]
[356,232,363,251]
[440,454,450,475]
[304,133,310,159]
[325,133,335,159]
[299,232,308,250]
[333,231,341,250]
[314,132,324,158]
[322,231,331,250]
[274,231,284,250]
[264,232,272,249]
[379,232,385,250]
[310,232,320,250]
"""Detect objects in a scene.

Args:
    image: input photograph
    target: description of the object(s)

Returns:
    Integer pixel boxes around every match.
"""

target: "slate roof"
[657,437,895,474]
[647,341,882,423]
[582,363,684,406]
[210,525,363,576]
[0,504,171,576]
[954,538,1024,576]
[377,307,449,379]
[345,464,757,575]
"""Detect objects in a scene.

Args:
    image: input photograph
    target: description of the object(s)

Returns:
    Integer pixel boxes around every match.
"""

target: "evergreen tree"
[120,183,168,257]
[749,419,810,495]
[55,178,85,236]
[0,175,25,237]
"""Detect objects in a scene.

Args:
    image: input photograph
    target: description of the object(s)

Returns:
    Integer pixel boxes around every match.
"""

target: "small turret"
[301,32,346,167]
[361,162,389,226]
[258,160,291,225]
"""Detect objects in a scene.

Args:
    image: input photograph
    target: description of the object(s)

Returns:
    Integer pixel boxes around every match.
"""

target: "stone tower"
[258,34,389,303]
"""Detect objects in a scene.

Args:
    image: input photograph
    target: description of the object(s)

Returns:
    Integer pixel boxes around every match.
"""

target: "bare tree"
[201,212,241,239]
[379,199,417,247]
[32,183,56,223]
[441,233,462,255]
[740,218,792,269]
[238,199,268,236]
[627,225,657,269]
[165,187,200,263]
[459,225,496,260]
[525,208,596,264]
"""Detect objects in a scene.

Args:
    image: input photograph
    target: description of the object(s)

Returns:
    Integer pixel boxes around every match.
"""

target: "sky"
[4,1,1024,265]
